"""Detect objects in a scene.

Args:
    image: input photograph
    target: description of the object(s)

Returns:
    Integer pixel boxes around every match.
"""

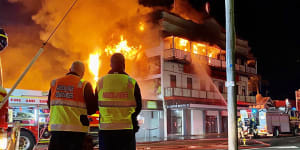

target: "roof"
[254,94,274,108]
[274,100,296,108]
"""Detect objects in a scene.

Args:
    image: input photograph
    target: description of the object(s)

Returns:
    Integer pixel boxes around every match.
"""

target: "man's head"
[69,61,85,78]
[110,53,125,72]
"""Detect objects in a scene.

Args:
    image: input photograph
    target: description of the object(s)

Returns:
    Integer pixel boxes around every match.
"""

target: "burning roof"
[150,11,251,56]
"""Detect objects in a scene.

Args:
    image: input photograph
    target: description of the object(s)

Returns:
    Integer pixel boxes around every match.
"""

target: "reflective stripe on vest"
[97,74,136,130]
[98,100,136,107]
[0,34,7,39]
[51,99,86,109]
[49,75,88,133]
[99,122,132,129]
[50,124,87,132]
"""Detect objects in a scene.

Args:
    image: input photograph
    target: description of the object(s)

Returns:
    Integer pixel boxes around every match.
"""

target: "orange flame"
[88,51,100,88]
[179,38,188,51]
[139,22,145,31]
[104,35,141,60]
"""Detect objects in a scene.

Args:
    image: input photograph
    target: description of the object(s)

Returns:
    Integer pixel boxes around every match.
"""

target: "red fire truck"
[0,89,50,150]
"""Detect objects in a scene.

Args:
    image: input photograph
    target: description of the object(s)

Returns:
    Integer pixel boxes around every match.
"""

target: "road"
[243,136,300,150]
[34,135,300,150]
[135,135,300,150]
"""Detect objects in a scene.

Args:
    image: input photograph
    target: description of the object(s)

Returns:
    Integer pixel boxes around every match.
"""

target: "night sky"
[1,0,300,100]
[206,0,300,100]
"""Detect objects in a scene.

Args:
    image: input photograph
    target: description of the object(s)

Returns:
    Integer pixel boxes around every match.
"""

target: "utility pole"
[225,0,237,149]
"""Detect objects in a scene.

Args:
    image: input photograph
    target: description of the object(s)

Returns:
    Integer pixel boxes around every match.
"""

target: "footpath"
[34,133,271,150]
[136,133,271,150]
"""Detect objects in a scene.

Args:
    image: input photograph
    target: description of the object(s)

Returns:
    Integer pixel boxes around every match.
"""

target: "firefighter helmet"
[0,28,8,51]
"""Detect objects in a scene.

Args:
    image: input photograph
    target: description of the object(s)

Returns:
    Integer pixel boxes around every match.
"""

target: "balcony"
[164,48,191,62]
[164,49,257,74]
[164,87,256,103]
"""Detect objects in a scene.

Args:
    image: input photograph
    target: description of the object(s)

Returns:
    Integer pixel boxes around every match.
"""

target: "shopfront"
[206,110,220,133]
[136,100,164,141]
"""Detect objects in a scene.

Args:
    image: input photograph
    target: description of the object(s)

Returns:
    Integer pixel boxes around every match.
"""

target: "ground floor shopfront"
[166,104,228,136]
[136,100,164,141]
[136,100,248,141]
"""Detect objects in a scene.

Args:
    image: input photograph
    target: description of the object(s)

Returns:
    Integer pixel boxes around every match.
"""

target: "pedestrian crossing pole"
[225,0,238,149]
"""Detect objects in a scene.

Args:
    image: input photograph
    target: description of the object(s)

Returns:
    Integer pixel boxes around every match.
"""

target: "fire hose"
[0,0,79,110]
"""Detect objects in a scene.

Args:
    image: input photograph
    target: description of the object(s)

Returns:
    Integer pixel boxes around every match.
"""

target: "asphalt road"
[244,136,300,150]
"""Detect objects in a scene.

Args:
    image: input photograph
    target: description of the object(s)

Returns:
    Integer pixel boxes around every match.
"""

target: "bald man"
[48,61,98,150]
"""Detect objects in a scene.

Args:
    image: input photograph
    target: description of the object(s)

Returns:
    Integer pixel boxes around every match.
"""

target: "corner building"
[136,11,258,141]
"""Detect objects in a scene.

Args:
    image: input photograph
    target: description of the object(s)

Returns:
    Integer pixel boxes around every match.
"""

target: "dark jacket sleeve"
[47,89,51,109]
[132,83,142,118]
[84,82,98,115]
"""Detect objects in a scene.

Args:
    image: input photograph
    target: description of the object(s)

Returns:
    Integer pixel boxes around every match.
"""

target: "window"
[170,75,176,87]
[164,37,173,49]
[11,106,36,126]
[218,82,224,93]
[242,86,246,96]
[200,80,206,90]
[187,77,192,89]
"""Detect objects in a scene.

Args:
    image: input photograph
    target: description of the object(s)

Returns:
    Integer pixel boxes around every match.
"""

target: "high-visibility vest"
[49,74,88,133]
[0,86,7,102]
[97,74,136,130]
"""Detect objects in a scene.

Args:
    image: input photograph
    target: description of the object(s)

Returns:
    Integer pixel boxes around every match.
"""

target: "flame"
[192,43,206,54]
[179,38,188,51]
[193,45,198,54]
[139,22,144,31]
[88,52,100,88]
[104,35,141,60]
[170,36,223,62]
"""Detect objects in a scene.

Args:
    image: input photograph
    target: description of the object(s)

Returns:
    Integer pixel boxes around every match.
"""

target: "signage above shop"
[9,96,48,105]
[147,101,158,109]
[167,104,189,109]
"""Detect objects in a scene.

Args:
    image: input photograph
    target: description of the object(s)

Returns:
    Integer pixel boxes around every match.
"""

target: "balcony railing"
[164,87,256,103]
[164,48,257,74]
[164,48,191,62]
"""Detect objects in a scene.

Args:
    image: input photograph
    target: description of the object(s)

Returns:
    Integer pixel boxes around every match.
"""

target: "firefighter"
[238,117,245,144]
[0,28,8,51]
[0,28,7,103]
[249,116,258,137]
[96,53,142,150]
[48,61,98,150]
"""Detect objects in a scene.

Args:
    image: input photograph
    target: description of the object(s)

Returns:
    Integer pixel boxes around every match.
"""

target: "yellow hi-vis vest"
[49,75,88,133]
[0,86,7,102]
[97,74,136,130]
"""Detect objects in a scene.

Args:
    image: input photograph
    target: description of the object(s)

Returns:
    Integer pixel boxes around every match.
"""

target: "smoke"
[3,0,161,91]
[172,0,206,24]
[1,24,67,90]
[7,0,41,14]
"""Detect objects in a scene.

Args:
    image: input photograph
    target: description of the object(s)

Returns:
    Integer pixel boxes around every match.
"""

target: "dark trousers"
[49,131,86,150]
[99,130,136,150]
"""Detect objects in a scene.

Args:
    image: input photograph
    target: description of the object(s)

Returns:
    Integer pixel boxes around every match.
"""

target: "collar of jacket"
[66,72,80,77]
[108,69,128,75]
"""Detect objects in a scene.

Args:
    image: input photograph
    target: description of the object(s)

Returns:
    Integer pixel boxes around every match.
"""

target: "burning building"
[134,10,258,140]
[2,0,259,142]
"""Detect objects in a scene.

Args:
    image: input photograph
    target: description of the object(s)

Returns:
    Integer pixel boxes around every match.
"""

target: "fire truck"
[240,102,300,137]
[0,89,50,150]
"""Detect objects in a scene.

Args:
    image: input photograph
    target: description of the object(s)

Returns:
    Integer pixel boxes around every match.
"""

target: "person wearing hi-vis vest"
[96,53,142,150]
[47,61,98,150]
